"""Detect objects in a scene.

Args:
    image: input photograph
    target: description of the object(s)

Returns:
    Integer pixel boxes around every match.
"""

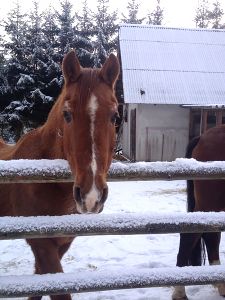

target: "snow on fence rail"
[1,158,225,297]
[1,158,225,183]
[1,265,225,298]
[1,212,225,240]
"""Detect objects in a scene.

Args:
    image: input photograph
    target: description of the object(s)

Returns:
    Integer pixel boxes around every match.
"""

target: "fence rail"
[1,212,225,240]
[1,159,225,298]
[0,265,225,298]
[0,159,225,183]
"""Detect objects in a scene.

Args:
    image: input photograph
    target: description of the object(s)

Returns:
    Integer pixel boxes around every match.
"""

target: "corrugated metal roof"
[119,24,225,105]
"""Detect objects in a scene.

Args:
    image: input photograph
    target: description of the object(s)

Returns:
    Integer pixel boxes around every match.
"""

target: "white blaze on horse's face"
[84,94,100,213]
[88,94,98,177]
[74,93,109,214]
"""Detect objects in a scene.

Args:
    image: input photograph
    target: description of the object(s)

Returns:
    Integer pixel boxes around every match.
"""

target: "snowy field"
[1,180,225,300]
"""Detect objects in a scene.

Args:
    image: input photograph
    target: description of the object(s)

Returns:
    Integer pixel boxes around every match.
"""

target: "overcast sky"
[1,0,225,29]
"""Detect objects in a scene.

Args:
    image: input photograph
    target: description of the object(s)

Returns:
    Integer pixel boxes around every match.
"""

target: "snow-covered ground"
[1,180,225,300]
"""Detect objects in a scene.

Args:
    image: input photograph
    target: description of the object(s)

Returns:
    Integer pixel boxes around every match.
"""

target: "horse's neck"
[9,126,64,160]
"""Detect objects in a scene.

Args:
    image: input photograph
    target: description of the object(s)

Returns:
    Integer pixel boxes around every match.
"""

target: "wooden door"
[130,109,136,161]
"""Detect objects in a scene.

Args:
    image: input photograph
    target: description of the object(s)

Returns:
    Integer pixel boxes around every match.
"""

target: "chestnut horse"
[0,50,120,300]
[172,125,225,300]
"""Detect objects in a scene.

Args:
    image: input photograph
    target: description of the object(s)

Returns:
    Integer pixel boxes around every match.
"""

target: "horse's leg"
[172,233,202,300]
[27,259,42,300]
[58,238,74,260]
[27,239,72,300]
[203,232,225,296]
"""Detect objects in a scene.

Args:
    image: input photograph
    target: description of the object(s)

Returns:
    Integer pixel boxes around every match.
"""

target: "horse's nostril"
[74,186,82,204]
[101,187,108,204]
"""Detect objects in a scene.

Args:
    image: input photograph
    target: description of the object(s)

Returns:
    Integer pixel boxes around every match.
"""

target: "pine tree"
[194,0,210,28]
[147,0,164,25]
[121,0,145,24]
[1,1,57,139]
[25,0,44,72]
[42,6,62,91]
[75,0,95,39]
[42,6,59,48]
[0,34,5,74]
[93,0,118,66]
[23,1,57,125]
[3,0,28,88]
[73,0,95,67]
[57,0,75,56]
[0,35,7,101]
[42,6,62,86]
[56,0,93,67]
[208,0,225,29]
[1,0,31,140]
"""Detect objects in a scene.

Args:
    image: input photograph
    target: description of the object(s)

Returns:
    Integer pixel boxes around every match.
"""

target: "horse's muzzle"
[73,186,108,214]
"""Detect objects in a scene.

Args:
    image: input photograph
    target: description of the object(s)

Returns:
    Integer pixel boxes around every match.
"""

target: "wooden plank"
[0,265,225,298]
[1,212,225,240]
[200,109,208,134]
[130,109,136,161]
[216,110,223,126]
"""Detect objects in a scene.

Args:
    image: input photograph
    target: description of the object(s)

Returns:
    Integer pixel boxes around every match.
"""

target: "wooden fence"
[0,159,225,298]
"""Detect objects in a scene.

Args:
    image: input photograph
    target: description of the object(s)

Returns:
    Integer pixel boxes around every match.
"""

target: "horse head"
[61,50,120,214]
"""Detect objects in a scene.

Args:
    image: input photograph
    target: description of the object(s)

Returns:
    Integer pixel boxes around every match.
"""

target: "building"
[118,24,225,161]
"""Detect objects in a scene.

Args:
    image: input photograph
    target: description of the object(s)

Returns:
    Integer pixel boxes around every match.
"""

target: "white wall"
[122,104,190,161]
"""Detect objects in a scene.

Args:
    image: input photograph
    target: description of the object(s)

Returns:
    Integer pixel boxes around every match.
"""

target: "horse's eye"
[111,112,119,124]
[63,110,72,123]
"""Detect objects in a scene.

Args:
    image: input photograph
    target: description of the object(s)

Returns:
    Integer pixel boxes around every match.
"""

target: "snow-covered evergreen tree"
[147,0,164,25]
[1,1,57,140]
[25,1,44,72]
[0,0,30,141]
[0,36,8,107]
[22,1,61,126]
[26,1,60,89]
[0,0,120,141]
[121,0,145,24]
[93,0,118,66]
[42,6,59,50]
[75,0,95,39]
[208,0,225,28]
[0,34,5,87]
[3,0,27,88]
[57,0,75,56]
[42,6,62,94]
[56,0,93,67]
[194,0,210,28]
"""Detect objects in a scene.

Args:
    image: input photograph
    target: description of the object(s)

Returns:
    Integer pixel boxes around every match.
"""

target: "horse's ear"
[62,50,81,84]
[100,53,120,88]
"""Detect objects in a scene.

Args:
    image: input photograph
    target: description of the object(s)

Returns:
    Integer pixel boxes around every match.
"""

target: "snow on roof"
[182,104,225,108]
[119,24,225,105]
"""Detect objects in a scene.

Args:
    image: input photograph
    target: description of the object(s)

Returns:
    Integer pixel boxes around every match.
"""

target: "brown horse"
[172,125,225,300]
[0,50,120,300]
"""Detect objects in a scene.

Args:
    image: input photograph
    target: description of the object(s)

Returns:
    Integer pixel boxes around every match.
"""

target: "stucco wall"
[122,104,190,161]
